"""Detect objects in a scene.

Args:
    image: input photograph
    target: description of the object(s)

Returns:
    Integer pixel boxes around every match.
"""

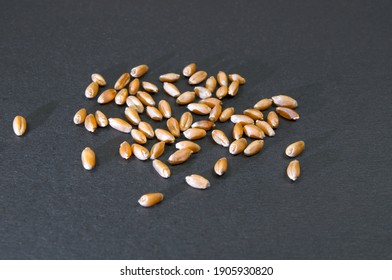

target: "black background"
[0,0,391,259]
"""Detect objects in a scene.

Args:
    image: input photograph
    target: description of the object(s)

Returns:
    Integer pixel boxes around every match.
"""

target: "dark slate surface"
[0,0,391,259]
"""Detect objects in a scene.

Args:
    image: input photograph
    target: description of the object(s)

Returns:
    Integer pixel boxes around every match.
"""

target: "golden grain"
[285,141,305,157]
[132,143,150,160]
[158,100,172,119]
[163,82,181,98]
[126,96,144,113]
[243,108,263,120]
[138,192,163,207]
[243,124,265,139]
[214,157,228,176]
[189,71,207,85]
[194,86,212,99]
[244,140,264,156]
[159,73,180,83]
[211,129,230,147]
[131,129,147,144]
[230,114,254,125]
[175,141,201,153]
[179,112,193,131]
[130,64,149,78]
[228,74,246,84]
[115,88,128,105]
[142,81,158,93]
[129,78,140,95]
[124,107,141,125]
[272,95,298,108]
[254,98,273,111]
[137,91,156,106]
[167,117,180,137]
[276,107,300,120]
[229,138,247,155]
[217,71,228,87]
[209,104,222,122]
[185,174,210,189]
[84,114,97,132]
[219,107,235,122]
[73,108,87,125]
[138,121,155,138]
[176,91,195,105]
[146,106,163,121]
[206,76,217,92]
[97,89,116,104]
[228,80,240,96]
[287,160,300,181]
[187,103,211,115]
[153,159,171,178]
[183,63,196,77]
[85,81,99,98]
[168,148,193,165]
[232,123,244,140]
[155,128,175,143]
[150,141,165,159]
[13,115,27,136]
[267,111,279,128]
[216,85,228,99]
[183,128,207,140]
[114,73,130,90]
[255,120,275,137]
[81,147,96,170]
[191,120,215,131]
[199,97,222,108]
[108,118,132,133]
[119,141,132,159]
[91,73,106,86]
[95,110,108,127]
